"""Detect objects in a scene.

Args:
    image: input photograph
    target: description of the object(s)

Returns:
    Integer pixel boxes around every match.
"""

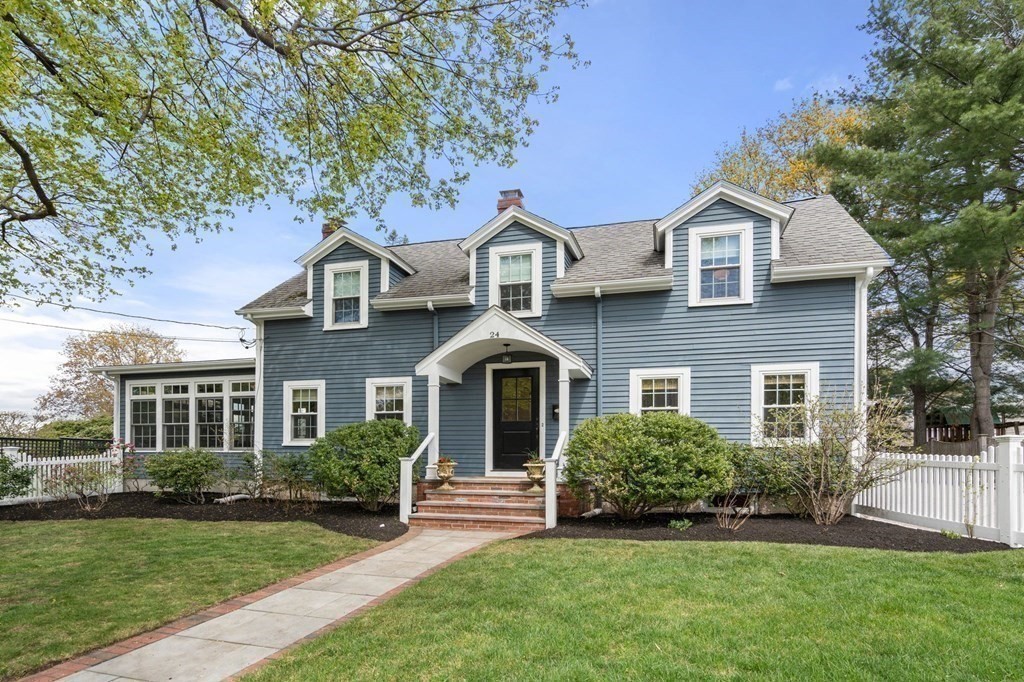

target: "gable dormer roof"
[653,180,795,252]
[458,205,584,259]
[296,225,417,274]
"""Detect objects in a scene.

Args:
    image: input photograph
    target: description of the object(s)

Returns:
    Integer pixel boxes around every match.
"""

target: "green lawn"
[0,519,374,679]
[251,539,1024,681]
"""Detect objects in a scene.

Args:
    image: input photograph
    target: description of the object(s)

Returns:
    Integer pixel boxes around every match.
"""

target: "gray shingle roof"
[238,194,887,312]
[778,195,891,268]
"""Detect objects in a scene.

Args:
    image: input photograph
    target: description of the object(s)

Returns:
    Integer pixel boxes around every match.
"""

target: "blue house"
[97,181,890,530]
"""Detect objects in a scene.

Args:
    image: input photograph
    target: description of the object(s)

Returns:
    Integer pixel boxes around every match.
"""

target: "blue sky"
[0,0,874,412]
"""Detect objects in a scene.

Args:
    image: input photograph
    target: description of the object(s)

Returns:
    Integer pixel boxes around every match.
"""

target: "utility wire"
[0,317,245,344]
[8,295,249,331]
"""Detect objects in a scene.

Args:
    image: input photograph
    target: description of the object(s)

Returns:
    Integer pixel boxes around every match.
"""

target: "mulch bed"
[523,513,1008,553]
[0,492,406,541]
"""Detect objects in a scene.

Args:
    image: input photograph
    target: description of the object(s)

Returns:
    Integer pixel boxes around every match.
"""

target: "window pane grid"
[163,384,189,395]
[332,270,362,325]
[231,381,255,393]
[373,384,405,420]
[231,396,255,449]
[699,234,742,300]
[130,399,157,449]
[640,377,680,413]
[196,383,223,394]
[762,373,808,439]
[196,397,224,449]
[500,376,533,422]
[290,388,319,441]
[500,282,532,312]
[163,398,190,449]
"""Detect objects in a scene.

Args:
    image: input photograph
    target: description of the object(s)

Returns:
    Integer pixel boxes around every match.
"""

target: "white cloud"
[806,73,844,94]
[773,77,794,92]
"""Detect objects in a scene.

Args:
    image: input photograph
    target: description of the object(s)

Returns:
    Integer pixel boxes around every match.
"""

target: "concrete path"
[51,529,509,682]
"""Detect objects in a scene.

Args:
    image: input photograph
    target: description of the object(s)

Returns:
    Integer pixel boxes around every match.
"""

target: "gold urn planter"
[523,459,545,493]
[435,458,457,490]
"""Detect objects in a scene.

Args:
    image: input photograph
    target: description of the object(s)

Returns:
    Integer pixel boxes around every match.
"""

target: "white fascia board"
[235,306,311,321]
[654,181,794,251]
[371,293,474,311]
[550,275,674,298]
[295,226,416,275]
[458,206,584,259]
[770,259,893,283]
[90,358,256,375]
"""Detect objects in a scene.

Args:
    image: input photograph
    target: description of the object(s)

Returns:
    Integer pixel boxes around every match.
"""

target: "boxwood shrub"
[308,420,421,511]
[563,412,733,519]
[146,448,224,504]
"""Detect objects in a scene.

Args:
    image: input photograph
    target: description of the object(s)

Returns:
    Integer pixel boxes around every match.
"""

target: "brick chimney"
[322,217,346,240]
[497,189,524,213]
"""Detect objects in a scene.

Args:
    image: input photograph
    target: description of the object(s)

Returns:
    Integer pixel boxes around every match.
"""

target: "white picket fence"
[0,445,123,506]
[854,435,1024,546]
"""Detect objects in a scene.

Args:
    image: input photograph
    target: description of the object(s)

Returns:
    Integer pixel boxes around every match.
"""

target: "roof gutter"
[550,275,673,298]
[234,305,312,321]
[770,259,893,283]
[372,293,473,311]
[89,358,256,376]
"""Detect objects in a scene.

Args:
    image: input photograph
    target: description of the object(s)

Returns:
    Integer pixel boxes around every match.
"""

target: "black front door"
[492,367,540,470]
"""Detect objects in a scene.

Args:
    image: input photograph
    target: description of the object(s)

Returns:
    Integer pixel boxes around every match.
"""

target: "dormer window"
[687,222,754,307]
[489,242,542,318]
[324,261,369,330]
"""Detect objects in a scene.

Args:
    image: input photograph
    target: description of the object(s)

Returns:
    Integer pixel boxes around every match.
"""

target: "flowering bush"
[43,460,123,512]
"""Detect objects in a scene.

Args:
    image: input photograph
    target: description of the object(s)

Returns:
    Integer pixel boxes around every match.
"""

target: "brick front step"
[427,478,539,492]
[424,489,545,504]
[408,511,545,532]
[417,499,545,518]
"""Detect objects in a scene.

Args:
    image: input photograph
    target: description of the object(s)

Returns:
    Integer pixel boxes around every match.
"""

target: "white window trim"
[687,221,754,307]
[628,367,691,415]
[323,260,369,331]
[750,362,820,446]
[365,376,413,425]
[125,377,256,453]
[282,379,327,447]
[488,241,542,318]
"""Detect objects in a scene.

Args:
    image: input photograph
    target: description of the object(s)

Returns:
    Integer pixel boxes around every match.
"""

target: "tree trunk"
[912,387,928,446]
[967,273,1000,440]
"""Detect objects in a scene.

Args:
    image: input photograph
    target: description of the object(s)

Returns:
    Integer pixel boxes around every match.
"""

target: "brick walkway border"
[20,527,505,682]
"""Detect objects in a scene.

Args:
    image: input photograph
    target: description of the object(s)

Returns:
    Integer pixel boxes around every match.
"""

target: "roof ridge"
[568,219,659,231]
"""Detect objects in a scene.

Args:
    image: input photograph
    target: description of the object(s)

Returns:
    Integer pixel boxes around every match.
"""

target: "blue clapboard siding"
[259,199,856,474]
[117,367,256,470]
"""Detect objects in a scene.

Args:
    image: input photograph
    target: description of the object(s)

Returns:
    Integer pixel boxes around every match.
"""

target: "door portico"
[415,307,591,477]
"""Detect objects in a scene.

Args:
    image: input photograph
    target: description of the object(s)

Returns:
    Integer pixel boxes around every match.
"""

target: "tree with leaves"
[0,410,37,437]
[821,0,1024,440]
[693,98,860,201]
[36,324,184,419]
[0,0,583,305]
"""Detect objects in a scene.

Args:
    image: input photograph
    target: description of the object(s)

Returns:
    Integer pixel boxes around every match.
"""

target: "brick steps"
[408,512,545,532]
[417,499,545,518]
[409,477,549,531]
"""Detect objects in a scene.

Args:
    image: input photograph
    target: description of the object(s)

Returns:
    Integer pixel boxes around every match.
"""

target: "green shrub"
[714,443,788,531]
[0,455,33,499]
[563,412,733,520]
[668,518,693,532]
[265,451,319,507]
[146,448,224,504]
[308,420,420,511]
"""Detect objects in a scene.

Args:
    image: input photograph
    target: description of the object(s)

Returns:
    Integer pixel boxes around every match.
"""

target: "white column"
[994,435,1023,547]
[427,372,440,479]
[558,365,570,437]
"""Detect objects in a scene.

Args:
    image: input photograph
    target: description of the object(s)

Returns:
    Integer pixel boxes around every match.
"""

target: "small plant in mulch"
[668,518,693,533]
[940,529,963,540]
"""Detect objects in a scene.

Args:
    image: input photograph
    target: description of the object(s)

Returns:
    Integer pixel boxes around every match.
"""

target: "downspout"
[595,287,603,416]
[427,300,439,348]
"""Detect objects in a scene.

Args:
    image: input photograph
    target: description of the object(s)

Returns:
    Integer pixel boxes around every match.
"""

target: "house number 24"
[489,331,500,338]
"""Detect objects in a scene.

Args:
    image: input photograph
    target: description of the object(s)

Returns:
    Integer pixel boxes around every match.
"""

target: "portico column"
[427,371,440,479]
[558,365,570,439]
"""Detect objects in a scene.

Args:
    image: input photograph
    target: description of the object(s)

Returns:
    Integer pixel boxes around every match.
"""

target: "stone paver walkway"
[39,529,509,682]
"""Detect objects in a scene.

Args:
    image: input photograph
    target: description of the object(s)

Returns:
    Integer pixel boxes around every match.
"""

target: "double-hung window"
[489,242,541,317]
[365,377,412,424]
[751,362,819,444]
[162,384,191,449]
[688,222,754,306]
[324,261,369,330]
[283,380,326,446]
[129,385,157,450]
[230,382,256,450]
[628,368,691,416]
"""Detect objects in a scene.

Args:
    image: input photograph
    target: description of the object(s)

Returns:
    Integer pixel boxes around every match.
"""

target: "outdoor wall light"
[501,343,512,364]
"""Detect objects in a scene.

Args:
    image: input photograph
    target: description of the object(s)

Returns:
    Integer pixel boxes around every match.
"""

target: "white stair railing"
[543,432,568,529]
[399,433,435,523]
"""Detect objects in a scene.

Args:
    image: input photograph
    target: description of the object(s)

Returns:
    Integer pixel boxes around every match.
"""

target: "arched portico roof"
[415,307,592,384]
